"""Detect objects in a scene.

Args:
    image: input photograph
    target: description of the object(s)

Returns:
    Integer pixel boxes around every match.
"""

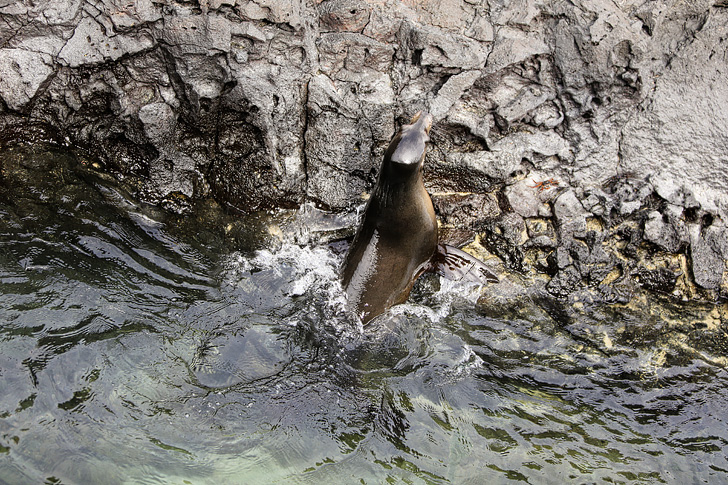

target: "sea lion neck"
[380,156,423,181]
[372,111,432,208]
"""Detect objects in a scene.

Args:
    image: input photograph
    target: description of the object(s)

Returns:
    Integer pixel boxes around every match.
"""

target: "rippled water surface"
[1,145,727,484]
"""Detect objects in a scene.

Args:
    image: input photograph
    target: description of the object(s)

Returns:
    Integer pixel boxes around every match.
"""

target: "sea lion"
[341,111,498,324]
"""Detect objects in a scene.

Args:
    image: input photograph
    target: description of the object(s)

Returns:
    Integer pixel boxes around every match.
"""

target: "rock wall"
[1,0,727,298]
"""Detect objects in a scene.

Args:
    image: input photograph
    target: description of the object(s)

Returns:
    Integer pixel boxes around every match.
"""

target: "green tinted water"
[1,145,726,484]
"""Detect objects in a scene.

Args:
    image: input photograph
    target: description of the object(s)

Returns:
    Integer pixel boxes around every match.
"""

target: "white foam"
[224,242,485,337]
[226,243,350,322]
[387,276,484,325]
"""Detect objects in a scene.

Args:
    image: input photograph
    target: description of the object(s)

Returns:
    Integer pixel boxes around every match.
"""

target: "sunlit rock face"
[1,0,727,297]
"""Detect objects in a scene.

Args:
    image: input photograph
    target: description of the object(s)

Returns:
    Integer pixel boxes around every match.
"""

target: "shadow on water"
[1,144,728,484]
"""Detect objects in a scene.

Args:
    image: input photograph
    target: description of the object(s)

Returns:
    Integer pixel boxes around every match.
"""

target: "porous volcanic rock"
[1,0,727,298]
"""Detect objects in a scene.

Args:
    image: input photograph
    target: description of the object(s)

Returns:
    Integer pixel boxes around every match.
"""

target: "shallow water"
[1,145,727,484]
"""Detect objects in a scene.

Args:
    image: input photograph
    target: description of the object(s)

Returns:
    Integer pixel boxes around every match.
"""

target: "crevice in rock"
[301,77,311,203]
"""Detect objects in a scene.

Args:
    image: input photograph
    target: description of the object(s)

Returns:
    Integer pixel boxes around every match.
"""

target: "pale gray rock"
[58,16,154,67]
[138,103,176,146]
[690,223,728,289]
[429,70,481,119]
[318,0,370,32]
[460,130,571,182]
[0,49,54,111]
[32,0,83,26]
[13,35,67,57]
[553,246,572,270]
[362,6,403,42]
[553,189,590,238]
[318,33,395,81]
[492,0,542,27]
[160,15,232,54]
[619,200,642,216]
[236,0,304,28]
[230,22,268,43]
[400,22,489,69]
[644,210,688,253]
[485,26,549,73]
[102,0,161,29]
[465,11,494,42]
[621,7,728,216]
[445,149,516,182]
[505,171,562,218]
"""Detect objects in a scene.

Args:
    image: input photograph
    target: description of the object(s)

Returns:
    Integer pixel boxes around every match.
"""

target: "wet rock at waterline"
[1,0,727,301]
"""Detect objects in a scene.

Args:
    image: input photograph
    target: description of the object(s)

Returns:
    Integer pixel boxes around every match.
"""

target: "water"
[1,145,727,484]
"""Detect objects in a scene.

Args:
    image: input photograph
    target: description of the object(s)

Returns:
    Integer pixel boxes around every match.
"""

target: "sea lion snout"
[409,111,433,136]
[390,111,433,165]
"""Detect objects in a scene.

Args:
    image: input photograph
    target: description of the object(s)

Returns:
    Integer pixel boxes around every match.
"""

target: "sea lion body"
[342,112,437,323]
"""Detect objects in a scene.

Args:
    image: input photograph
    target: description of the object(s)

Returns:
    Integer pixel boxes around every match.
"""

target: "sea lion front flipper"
[433,244,499,284]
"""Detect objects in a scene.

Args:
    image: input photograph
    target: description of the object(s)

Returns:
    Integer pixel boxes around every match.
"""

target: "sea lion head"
[389,111,433,166]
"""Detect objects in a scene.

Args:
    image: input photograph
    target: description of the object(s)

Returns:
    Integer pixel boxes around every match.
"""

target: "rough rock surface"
[1,0,727,299]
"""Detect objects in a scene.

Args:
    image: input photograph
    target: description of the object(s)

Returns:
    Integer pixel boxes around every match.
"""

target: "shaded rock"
[579,188,613,218]
[480,212,527,272]
[305,108,373,209]
[305,74,379,209]
[546,266,582,298]
[493,211,528,247]
[526,235,557,249]
[164,52,235,117]
[632,266,681,294]
[525,218,555,238]
[146,149,197,197]
[209,114,301,211]
[138,102,176,146]
[690,223,728,290]
[432,192,500,227]
[524,218,556,249]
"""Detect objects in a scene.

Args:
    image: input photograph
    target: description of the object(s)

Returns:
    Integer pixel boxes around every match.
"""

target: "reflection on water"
[1,144,727,484]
